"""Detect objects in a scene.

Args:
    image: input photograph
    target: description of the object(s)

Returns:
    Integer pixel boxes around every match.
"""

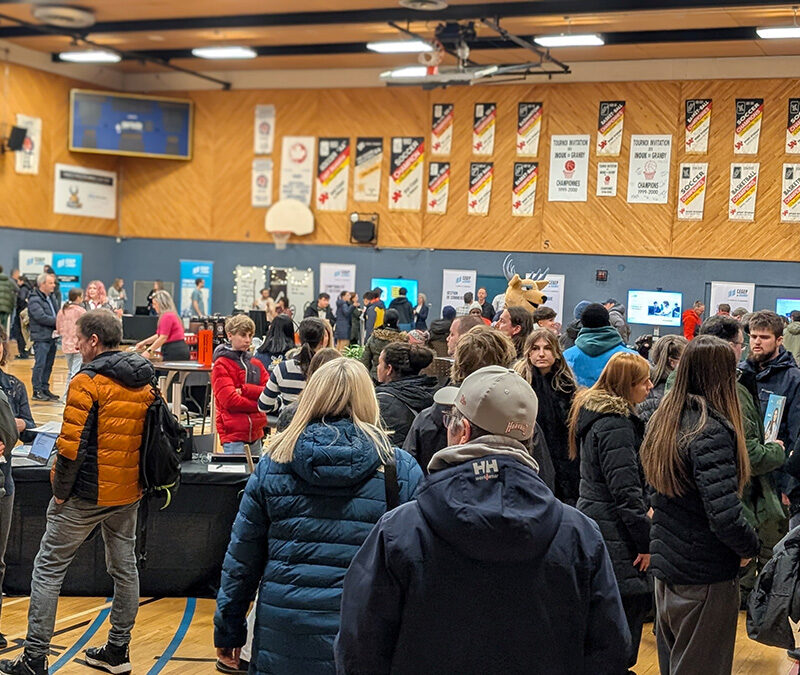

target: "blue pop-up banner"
[179,260,213,317]
[52,252,83,304]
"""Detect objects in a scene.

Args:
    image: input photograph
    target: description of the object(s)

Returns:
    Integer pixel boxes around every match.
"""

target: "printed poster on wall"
[626,135,672,204]
[685,99,712,154]
[734,99,763,154]
[596,101,625,156]
[511,162,538,217]
[388,137,424,212]
[14,114,41,175]
[677,163,708,221]
[426,162,450,215]
[781,164,800,222]
[516,102,542,157]
[252,159,273,208]
[53,163,117,219]
[319,263,356,297]
[467,162,493,216]
[52,252,82,304]
[709,281,755,314]
[786,99,800,153]
[279,136,315,205]
[353,137,382,202]
[541,274,565,324]
[431,103,454,156]
[179,260,213,317]
[441,269,476,311]
[315,137,350,212]
[472,103,496,155]
[254,104,275,155]
[728,163,759,221]
[548,135,590,202]
[18,250,53,279]
[596,162,618,197]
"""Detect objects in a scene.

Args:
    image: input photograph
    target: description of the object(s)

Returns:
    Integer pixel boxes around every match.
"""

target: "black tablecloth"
[5,460,249,598]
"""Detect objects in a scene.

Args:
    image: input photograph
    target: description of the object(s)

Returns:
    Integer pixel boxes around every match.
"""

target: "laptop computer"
[27,433,58,466]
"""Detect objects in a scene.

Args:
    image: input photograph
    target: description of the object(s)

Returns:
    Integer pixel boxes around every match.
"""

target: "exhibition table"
[5,460,249,598]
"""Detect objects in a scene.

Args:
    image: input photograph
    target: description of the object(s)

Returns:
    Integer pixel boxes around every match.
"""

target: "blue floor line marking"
[50,598,112,673]
[147,597,196,675]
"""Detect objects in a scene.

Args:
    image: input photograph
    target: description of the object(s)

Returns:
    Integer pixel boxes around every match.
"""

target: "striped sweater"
[257,358,306,413]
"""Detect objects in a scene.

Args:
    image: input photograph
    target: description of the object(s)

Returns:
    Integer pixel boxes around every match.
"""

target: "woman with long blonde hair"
[134,289,189,361]
[214,358,422,675]
[641,335,758,675]
[516,328,579,504]
[568,351,653,672]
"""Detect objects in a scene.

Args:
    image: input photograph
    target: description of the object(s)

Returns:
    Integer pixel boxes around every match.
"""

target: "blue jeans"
[32,339,57,392]
[62,353,83,401]
[222,439,263,455]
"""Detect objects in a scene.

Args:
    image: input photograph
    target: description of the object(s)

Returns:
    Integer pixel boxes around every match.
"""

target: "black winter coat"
[560,319,582,350]
[637,380,667,425]
[388,296,414,325]
[27,288,58,342]
[0,370,35,444]
[575,390,651,597]
[376,375,438,447]
[650,401,760,586]
[428,317,452,343]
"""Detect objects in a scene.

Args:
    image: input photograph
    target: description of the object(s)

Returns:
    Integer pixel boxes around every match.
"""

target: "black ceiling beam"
[0,0,792,39]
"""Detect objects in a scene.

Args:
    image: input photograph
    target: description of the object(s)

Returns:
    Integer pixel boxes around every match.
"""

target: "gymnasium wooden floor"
[3,350,799,673]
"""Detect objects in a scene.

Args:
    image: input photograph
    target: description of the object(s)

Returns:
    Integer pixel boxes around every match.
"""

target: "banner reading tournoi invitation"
[596,163,618,197]
[596,101,625,156]
[431,103,454,156]
[677,163,708,220]
[781,164,800,222]
[734,99,763,154]
[426,162,450,214]
[467,162,493,216]
[626,135,672,204]
[252,159,273,208]
[254,104,275,154]
[353,137,382,202]
[279,136,315,205]
[685,99,712,154]
[728,163,759,221]
[511,162,538,217]
[441,269,476,310]
[472,103,496,155]
[388,137,424,212]
[548,135,590,202]
[786,99,800,154]
[516,102,542,157]
[315,137,350,212]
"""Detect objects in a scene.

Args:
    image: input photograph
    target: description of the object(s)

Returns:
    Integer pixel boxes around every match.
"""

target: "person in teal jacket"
[563,304,635,388]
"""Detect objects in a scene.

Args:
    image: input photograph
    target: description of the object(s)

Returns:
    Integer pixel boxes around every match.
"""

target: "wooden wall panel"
[0,62,118,237]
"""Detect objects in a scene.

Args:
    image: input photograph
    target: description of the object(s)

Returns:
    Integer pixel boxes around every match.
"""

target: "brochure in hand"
[764,393,787,443]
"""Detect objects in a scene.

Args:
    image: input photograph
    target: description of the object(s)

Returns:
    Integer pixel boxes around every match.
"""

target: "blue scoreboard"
[69,89,193,160]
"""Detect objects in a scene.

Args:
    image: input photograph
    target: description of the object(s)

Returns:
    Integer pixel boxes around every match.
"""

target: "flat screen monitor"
[370,278,418,307]
[776,298,800,318]
[627,290,683,327]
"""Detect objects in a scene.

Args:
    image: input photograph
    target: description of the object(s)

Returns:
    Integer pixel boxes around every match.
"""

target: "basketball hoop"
[273,231,290,250]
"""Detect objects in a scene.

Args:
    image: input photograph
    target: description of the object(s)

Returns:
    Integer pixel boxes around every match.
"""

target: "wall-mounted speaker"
[7,126,27,152]
[350,212,378,245]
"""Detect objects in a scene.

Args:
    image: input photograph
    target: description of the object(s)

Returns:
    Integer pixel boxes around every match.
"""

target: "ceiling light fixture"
[58,50,121,63]
[380,66,429,78]
[191,46,257,59]
[367,40,432,53]
[398,0,448,10]
[533,33,604,47]
[757,6,800,39]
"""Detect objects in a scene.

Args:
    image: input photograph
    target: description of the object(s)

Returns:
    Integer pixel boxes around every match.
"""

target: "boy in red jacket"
[212,315,268,454]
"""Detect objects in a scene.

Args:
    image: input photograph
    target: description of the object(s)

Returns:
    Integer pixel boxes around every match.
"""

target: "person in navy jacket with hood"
[335,366,631,675]
[214,358,422,675]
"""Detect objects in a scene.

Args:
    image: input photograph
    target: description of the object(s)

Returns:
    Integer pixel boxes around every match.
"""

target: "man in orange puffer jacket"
[212,315,268,454]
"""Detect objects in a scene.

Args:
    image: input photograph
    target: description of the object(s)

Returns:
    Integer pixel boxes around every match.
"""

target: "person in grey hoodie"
[783,310,800,365]
[604,298,631,344]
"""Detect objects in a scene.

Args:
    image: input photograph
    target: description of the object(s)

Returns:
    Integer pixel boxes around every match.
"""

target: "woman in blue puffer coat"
[213,357,423,675]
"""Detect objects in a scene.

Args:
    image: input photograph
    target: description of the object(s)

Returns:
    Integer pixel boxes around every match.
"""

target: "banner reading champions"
[180,260,213,317]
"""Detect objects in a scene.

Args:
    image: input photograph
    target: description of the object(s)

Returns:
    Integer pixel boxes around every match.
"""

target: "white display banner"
[626,134,672,204]
[431,103,454,156]
[252,159,273,208]
[596,162,618,197]
[781,164,800,222]
[516,102,542,157]
[467,162,493,216]
[19,249,52,278]
[511,162,538,217]
[319,263,356,297]
[234,265,267,311]
[472,103,496,155]
[709,281,755,314]
[53,163,117,219]
[441,269,476,311]
[254,104,275,154]
[541,274,566,324]
[729,163,759,221]
[596,100,625,156]
[388,137,424,212]
[677,163,708,221]
[288,268,315,318]
[734,98,763,154]
[548,135,590,202]
[15,114,41,175]
[315,137,350,212]
[279,135,315,205]
[426,162,450,215]
[685,99,712,154]
[787,99,800,154]
[353,137,382,202]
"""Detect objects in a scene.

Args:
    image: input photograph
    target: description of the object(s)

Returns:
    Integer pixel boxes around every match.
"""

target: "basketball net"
[273,231,290,250]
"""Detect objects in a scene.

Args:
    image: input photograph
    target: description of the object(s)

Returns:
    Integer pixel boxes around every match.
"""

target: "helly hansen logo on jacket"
[472,459,499,480]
